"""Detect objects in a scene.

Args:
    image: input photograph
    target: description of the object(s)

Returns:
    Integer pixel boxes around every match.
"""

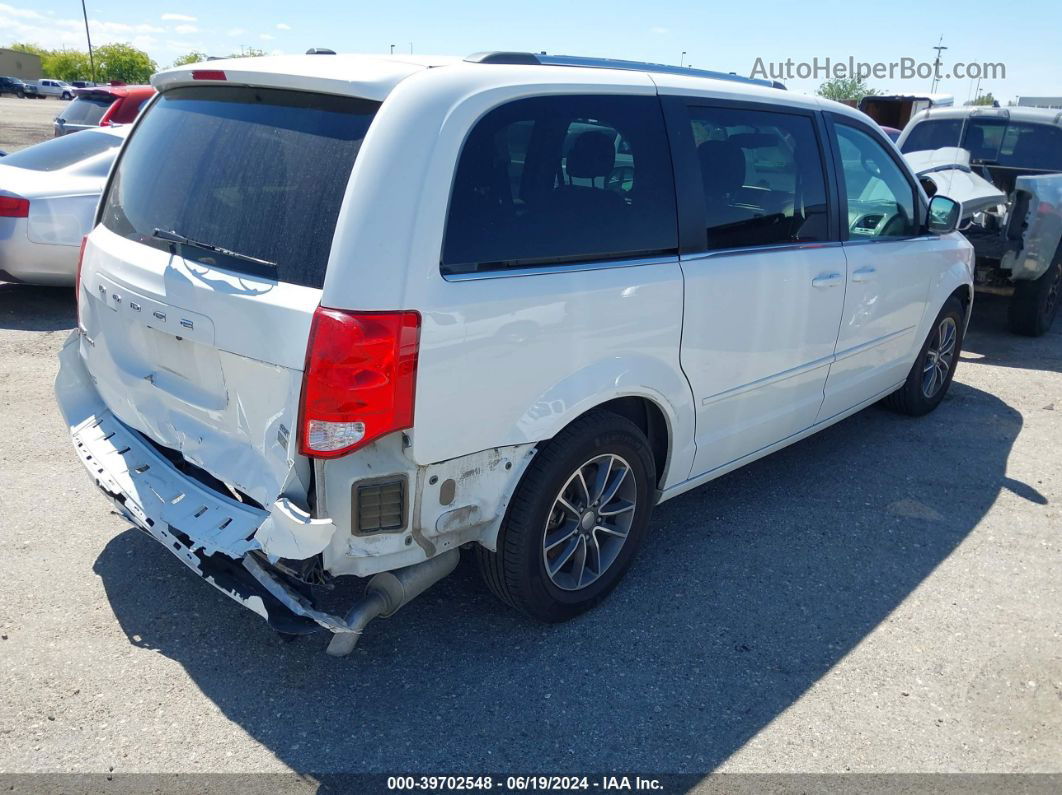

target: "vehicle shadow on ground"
[0,283,76,332]
[93,372,1030,774]
[961,293,1062,374]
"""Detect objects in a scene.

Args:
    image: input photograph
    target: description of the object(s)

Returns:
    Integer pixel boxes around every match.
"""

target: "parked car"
[57,52,972,655]
[0,127,127,285]
[71,81,98,89]
[0,75,27,98]
[26,78,74,100]
[899,106,1062,335]
[54,85,156,137]
[880,125,902,142]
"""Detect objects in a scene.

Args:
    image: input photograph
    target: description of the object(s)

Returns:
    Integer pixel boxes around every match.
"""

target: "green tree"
[230,46,266,58]
[44,50,93,82]
[970,92,996,106]
[94,43,157,84]
[7,42,50,59]
[172,51,208,67]
[817,76,879,103]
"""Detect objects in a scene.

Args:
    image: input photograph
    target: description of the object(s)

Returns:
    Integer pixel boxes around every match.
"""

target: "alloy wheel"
[541,454,637,591]
[922,316,958,398]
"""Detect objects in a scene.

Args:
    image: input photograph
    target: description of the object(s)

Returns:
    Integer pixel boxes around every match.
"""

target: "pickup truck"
[24,78,75,100]
[899,106,1062,336]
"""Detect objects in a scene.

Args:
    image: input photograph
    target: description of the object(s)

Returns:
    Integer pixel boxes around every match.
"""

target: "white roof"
[153,54,459,101]
[907,104,1062,127]
[153,53,878,118]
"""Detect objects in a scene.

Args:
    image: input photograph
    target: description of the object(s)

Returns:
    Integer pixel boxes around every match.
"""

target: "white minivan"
[56,53,973,654]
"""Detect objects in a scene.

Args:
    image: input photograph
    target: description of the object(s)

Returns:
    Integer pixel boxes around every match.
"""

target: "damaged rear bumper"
[55,331,376,636]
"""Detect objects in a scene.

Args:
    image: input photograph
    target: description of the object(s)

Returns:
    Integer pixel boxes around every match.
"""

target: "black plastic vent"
[354,477,406,534]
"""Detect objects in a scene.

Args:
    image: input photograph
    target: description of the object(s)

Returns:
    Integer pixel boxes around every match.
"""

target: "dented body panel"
[904,147,1007,219]
[1000,174,1062,281]
[57,330,537,632]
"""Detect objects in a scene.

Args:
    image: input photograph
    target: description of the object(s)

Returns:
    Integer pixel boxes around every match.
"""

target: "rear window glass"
[101,86,379,289]
[899,119,963,153]
[902,117,1062,170]
[1,130,121,171]
[60,95,113,125]
[442,94,677,275]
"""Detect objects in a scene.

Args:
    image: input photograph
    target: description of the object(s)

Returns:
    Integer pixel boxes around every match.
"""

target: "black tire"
[477,410,656,623]
[1008,259,1061,337]
[61,92,72,100]
[17,91,24,99]
[885,296,965,416]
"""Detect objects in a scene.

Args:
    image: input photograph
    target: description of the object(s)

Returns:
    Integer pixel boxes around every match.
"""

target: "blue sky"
[2,0,1059,102]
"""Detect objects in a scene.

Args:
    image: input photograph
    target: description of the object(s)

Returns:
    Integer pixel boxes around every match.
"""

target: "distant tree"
[45,50,93,82]
[94,43,157,84]
[818,77,879,103]
[7,42,49,60]
[172,51,209,67]
[230,46,267,58]
[970,92,996,106]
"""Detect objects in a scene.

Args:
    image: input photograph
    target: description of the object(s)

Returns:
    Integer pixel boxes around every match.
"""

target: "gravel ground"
[0,96,67,153]
[0,283,1058,776]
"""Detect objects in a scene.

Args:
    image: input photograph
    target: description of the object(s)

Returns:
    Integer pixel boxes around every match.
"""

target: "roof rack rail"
[463,51,783,89]
[464,51,541,65]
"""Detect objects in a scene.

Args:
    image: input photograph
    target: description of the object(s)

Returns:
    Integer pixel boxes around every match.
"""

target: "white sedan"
[0,127,128,286]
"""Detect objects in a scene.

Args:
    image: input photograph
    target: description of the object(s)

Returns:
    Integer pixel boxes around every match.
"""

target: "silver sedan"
[0,127,128,286]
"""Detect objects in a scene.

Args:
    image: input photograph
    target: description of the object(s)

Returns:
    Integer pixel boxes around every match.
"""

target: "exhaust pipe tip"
[325,549,460,657]
[325,630,363,657]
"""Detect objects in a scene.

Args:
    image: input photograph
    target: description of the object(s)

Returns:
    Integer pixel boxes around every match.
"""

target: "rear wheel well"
[950,285,972,319]
[557,397,670,490]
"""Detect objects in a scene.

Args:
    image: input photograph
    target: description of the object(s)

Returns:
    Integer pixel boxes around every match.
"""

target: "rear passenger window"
[442,95,677,275]
[686,106,830,250]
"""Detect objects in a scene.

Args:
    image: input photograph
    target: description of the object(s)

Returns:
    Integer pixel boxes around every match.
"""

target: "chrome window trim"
[842,235,937,247]
[679,240,843,263]
[441,254,680,282]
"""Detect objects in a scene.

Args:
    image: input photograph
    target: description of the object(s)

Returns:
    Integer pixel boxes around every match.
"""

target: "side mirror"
[927,195,962,235]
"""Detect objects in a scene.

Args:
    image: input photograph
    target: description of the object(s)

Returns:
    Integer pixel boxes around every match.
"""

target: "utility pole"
[930,35,947,93]
[81,0,96,82]
[680,51,686,67]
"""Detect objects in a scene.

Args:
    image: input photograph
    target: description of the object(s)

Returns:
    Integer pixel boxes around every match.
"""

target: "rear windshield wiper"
[152,228,278,277]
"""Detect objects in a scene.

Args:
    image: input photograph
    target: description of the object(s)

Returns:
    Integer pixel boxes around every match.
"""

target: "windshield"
[100,85,379,289]
[1,131,121,171]
[901,118,1062,170]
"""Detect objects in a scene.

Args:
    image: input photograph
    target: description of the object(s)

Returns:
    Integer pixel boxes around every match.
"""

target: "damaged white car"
[57,53,973,654]
[899,107,1062,335]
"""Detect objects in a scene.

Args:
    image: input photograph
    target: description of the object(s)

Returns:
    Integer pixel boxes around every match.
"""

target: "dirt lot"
[0,96,68,153]
[0,282,1059,775]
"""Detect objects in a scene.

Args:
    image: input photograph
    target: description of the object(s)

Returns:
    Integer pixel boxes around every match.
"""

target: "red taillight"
[0,196,29,217]
[298,307,421,458]
[75,236,87,327]
[191,69,227,81]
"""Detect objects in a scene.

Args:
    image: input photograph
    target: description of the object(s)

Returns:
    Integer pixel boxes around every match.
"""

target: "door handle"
[852,266,877,283]
[811,272,844,288]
